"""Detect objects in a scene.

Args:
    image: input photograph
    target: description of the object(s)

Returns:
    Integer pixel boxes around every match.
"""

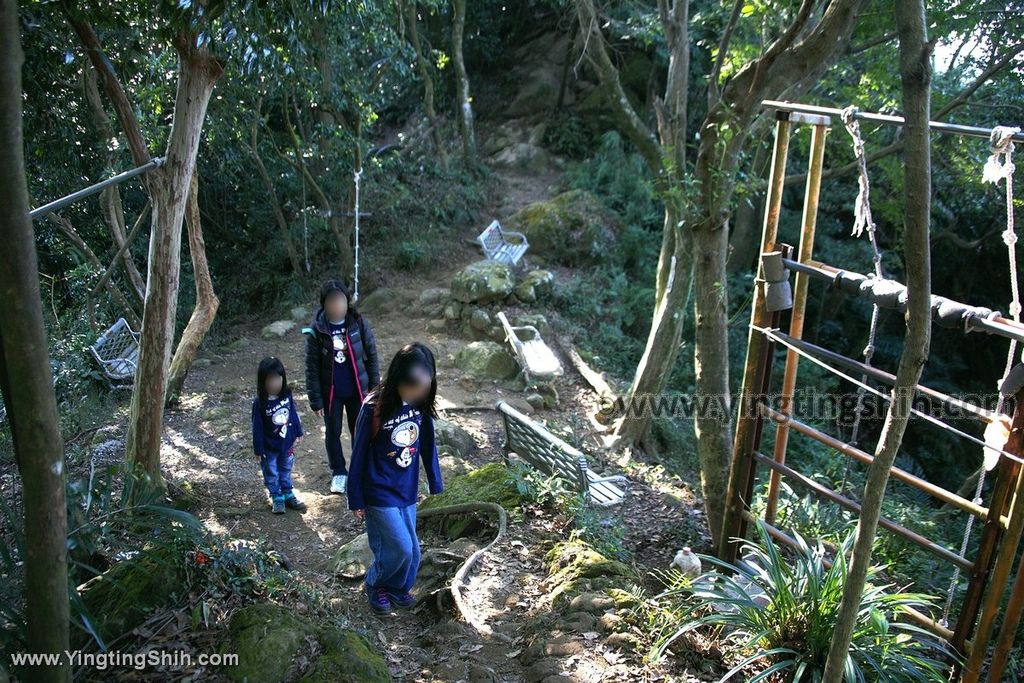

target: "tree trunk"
[0,2,70,676]
[405,0,448,171]
[82,63,148,307]
[165,169,219,407]
[690,206,733,543]
[47,213,142,330]
[613,208,692,446]
[451,0,476,165]
[248,106,302,274]
[124,41,222,485]
[823,2,932,677]
[99,185,147,306]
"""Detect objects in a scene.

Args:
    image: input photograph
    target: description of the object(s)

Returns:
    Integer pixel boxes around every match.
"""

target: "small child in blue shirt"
[347,342,444,613]
[252,357,306,514]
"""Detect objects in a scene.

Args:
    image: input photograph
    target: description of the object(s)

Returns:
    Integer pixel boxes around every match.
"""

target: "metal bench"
[496,312,562,383]
[495,400,628,507]
[89,318,140,385]
[477,220,529,267]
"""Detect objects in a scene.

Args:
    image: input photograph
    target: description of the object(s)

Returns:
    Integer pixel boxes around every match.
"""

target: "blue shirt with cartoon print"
[347,399,444,509]
[328,321,357,400]
[252,392,304,456]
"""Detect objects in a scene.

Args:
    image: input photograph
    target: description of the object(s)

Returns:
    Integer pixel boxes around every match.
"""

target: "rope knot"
[982,125,1020,185]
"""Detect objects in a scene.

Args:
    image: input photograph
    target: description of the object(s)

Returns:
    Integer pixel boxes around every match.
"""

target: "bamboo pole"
[719,115,792,562]
[766,122,829,524]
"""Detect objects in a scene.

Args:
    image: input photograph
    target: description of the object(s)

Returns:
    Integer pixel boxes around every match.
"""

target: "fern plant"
[651,522,953,682]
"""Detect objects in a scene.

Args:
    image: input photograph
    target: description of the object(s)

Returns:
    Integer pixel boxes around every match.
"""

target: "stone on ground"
[261,320,295,338]
[223,603,389,683]
[455,341,518,380]
[505,190,618,266]
[333,533,373,579]
[514,270,555,303]
[450,260,515,304]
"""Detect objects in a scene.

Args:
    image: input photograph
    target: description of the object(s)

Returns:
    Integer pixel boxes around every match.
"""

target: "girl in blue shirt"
[252,357,305,514]
[347,342,444,613]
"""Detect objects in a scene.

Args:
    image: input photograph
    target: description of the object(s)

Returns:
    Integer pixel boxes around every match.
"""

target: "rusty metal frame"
[720,102,1024,681]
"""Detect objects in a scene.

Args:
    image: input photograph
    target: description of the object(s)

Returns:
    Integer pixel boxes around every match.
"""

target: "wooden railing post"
[719,115,792,563]
[766,121,829,525]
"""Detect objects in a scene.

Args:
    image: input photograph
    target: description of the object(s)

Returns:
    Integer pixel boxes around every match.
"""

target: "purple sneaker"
[366,585,392,614]
[385,589,416,609]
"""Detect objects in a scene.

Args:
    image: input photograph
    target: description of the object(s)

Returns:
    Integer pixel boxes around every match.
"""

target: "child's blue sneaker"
[366,585,392,614]
[384,589,416,609]
[272,495,286,514]
[284,492,307,511]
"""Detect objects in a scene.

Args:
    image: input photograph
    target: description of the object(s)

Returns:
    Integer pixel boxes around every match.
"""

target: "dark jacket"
[303,308,380,413]
[346,397,443,510]
[252,392,304,455]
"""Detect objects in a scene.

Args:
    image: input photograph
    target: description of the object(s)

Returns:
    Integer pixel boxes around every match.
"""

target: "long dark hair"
[371,342,437,421]
[256,357,290,402]
[319,279,361,321]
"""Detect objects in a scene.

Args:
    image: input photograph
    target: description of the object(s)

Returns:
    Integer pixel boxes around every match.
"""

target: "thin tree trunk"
[83,61,147,307]
[690,195,733,543]
[165,169,219,407]
[47,213,142,330]
[451,0,476,165]
[124,39,222,485]
[822,2,932,676]
[0,2,70,676]
[405,0,448,170]
[248,103,302,273]
[613,208,692,446]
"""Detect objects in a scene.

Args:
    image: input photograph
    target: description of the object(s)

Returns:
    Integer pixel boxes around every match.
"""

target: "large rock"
[514,270,555,303]
[450,260,515,304]
[492,142,551,172]
[333,533,373,579]
[261,320,296,338]
[420,463,528,538]
[223,603,389,683]
[455,341,518,380]
[434,418,477,459]
[505,190,618,266]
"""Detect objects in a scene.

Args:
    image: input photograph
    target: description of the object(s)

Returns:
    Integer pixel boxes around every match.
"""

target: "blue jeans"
[260,450,294,497]
[364,504,420,593]
[325,393,361,476]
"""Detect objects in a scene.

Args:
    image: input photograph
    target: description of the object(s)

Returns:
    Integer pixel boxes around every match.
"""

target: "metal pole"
[763,100,1024,143]
[766,122,829,525]
[29,157,163,219]
[719,116,791,562]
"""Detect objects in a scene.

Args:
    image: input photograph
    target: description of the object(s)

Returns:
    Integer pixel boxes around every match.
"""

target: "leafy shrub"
[652,522,953,682]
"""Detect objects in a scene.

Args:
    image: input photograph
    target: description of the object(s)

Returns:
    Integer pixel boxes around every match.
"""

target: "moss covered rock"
[455,341,518,380]
[543,539,637,609]
[513,270,555,303]
[450,260,515,304]
[77,542,193,644]
[420,463,527,537]
[301,626,391,683]
[505,190,618,266]
[223,603,389,683]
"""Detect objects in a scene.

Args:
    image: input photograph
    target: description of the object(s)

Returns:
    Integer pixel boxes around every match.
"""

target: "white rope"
[841,106,885,474]
[753,325,1024,466]
[302,170,311,273]
[942,124,1023,624]
[352,166,362,304]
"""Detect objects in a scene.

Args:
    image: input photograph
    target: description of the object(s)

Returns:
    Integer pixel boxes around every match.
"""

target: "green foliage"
[542,115,596,159]
[652,522,953,682]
